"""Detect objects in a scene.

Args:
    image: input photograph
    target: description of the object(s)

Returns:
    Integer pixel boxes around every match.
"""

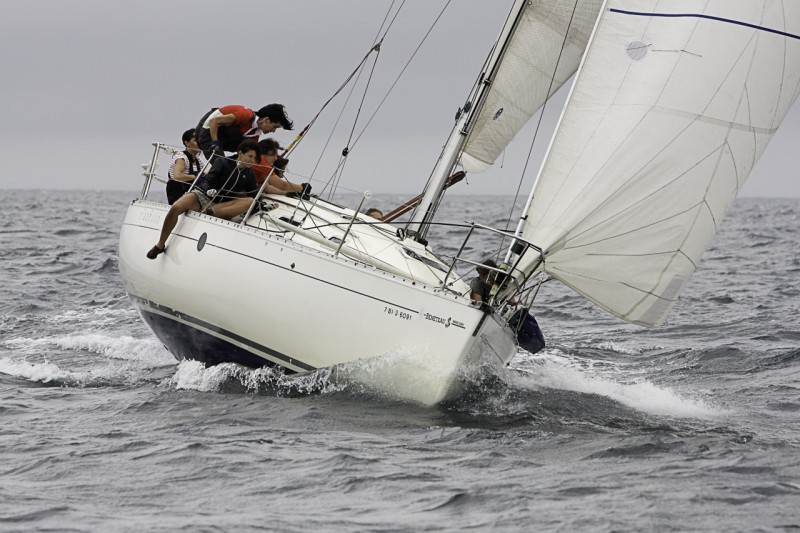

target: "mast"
[409,0,530,240]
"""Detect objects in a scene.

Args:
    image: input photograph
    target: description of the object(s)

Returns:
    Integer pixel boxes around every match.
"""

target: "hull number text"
[384,306,412,321]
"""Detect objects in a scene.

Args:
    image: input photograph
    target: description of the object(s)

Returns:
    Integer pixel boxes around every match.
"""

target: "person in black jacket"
[146,140,261,260]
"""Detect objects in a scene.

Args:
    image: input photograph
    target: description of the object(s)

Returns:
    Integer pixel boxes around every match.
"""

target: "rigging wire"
[285,0,407,159]
[312,0,455,199]
[308,0,400,187]
[348,0,452,152]
[328,43,383,200]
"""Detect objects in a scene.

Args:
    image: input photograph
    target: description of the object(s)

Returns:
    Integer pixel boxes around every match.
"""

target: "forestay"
[460,0,605,173]
[518,0,800,326]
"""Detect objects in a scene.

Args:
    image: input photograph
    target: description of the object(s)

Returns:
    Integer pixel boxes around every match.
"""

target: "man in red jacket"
[195,104,293,157]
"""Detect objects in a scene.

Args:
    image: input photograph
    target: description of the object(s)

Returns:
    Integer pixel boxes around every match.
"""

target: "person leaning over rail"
[195,103,293,159]
[166,129,208,205]
[252,138,310,197]
[146,140,261,260]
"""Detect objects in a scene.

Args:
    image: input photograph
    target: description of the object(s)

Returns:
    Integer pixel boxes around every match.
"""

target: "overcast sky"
[1,0,798,198]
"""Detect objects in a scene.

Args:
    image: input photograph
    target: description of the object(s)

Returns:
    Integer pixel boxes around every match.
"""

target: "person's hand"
[210,141,222,153]
[206,188,218,198]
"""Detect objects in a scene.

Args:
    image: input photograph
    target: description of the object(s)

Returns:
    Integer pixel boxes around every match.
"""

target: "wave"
[508,350,721,419]
[165,345,464,401]
[4,333,173,367]
[166,359,347,397]
[0,355,159,388]
[162,344,721,423]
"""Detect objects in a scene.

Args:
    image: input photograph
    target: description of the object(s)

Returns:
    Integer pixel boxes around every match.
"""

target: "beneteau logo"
[423,313,465,329]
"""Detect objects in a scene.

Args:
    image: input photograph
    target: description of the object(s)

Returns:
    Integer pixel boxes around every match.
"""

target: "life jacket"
[166,151,202,205]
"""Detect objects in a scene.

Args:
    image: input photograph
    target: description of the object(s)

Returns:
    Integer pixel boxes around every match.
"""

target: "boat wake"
[0,354,161,388]
[0,332,175,387]
[5,333,172,366]
[505,349,721,420]
[0,329,721,423]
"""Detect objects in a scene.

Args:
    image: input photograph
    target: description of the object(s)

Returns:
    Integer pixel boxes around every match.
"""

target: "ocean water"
[1,189,799,531]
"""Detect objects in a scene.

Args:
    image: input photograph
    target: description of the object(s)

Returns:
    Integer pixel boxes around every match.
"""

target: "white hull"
[118,199,517,405]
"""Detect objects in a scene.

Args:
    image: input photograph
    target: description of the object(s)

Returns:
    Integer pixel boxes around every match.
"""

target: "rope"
[348,0,453,152]
[312,0,454,202]
[328,41,383,200]
[283,2,405,159]
[293,1,406,201]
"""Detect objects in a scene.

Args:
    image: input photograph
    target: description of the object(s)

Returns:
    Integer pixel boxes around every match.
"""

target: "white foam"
[4,333,173,367]
[594,341,643,355]
[49,307,140,327]
[512,351,720,419]
[0,357,66,384]
[0,356,152,387]
[168,360,238,391]
[166,359,346,395]
[164,346,453,401]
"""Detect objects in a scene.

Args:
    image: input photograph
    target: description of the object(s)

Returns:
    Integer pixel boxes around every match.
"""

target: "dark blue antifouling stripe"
[609,8,800,41]
[130,294,316,371]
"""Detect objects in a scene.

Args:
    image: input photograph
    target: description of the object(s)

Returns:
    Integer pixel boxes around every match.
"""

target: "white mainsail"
[461,0,605,173]
[517,0,800,327]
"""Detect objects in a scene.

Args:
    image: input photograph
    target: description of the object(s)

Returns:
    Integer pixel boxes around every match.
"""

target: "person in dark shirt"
[146,141,261,260]
[469,259,498,303]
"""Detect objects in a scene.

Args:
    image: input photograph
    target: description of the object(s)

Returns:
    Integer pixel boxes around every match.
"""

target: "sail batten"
[517,0,800,327]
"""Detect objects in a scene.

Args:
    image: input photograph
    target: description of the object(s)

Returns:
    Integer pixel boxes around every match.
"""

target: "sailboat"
[118,0,800,405]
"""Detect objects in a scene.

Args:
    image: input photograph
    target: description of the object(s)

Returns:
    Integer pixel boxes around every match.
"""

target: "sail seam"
[608,9,800,41]
[647,106,778,135]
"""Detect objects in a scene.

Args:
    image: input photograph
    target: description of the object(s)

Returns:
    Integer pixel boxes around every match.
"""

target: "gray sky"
[1,0,798,198]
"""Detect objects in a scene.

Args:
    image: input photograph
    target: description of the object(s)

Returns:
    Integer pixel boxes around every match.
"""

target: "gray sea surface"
[1,189,799,531]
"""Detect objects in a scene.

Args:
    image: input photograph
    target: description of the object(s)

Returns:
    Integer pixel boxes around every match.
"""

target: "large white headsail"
[461,0,605,173]
[518,0,800,326]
